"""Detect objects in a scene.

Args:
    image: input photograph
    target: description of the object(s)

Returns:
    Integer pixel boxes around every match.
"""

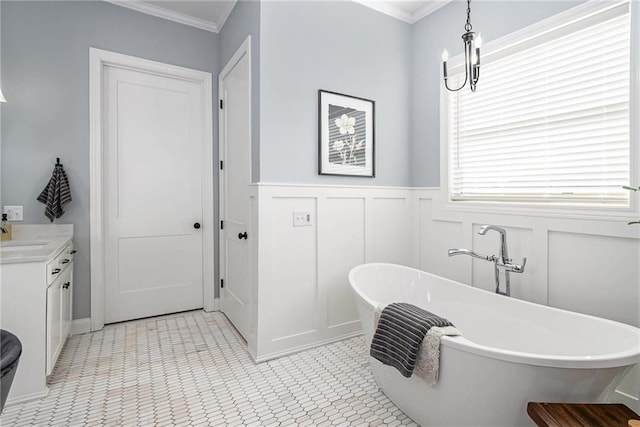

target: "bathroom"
[1,0,639,425]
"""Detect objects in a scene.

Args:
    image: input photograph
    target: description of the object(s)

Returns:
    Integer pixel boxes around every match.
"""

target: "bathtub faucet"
[448,225,527,297]
[447,248,495,262]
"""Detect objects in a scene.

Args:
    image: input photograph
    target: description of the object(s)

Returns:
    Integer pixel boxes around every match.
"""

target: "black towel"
[370,303,454,378]
[37,163,72,222]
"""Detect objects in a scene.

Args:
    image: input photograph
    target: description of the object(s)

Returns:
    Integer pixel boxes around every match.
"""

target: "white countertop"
[0,224,73,264]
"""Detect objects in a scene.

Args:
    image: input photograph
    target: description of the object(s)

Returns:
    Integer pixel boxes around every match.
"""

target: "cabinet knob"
[61,259,70,264]
[62,282,70,289]
[52,268,61,275]
[194,222,201,229]
[238,232,248,240]
[70,250,77,255]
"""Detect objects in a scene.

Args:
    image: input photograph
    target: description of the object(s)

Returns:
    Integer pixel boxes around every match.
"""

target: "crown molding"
[217,1,237,32]
[105,0,445,32]
[103,0,219,33]
[352,0,413,23]
[412,1,451,23]
[353,0,452,24]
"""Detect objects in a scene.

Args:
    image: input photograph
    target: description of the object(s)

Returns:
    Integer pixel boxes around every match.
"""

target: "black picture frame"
[318,90,375,177]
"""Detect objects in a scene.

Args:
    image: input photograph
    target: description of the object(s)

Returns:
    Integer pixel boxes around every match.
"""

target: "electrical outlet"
[293,211,312,227]
[3,206,23,221]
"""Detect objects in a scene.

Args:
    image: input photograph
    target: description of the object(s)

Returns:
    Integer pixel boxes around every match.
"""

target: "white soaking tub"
[349,263,640,427]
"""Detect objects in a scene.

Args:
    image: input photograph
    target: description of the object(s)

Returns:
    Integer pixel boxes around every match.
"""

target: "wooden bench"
[527,402,640,427]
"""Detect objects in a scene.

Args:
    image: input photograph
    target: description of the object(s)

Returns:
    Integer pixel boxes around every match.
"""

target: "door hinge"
[220,279,224,288]
[220,220,224,230]
[219,99,224,109]
[220,160,224,170]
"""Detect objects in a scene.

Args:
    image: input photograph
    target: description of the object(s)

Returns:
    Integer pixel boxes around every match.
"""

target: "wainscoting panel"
[548,231,640,327]
[370,197,411,264]
[321,197,365,330]
[417,199,467,283]
[247,185,638,410]
[262,196,319,345]
[253,184,413,361]
[413,188,640,410]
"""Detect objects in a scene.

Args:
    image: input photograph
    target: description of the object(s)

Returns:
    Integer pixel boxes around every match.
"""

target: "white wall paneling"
[370,198,411,264]
[413,188,640,410]
[416,198,466,283]
[248,184,638,407]
[548,232,640,327]
[321,197,365,330]
[252,184,413,361]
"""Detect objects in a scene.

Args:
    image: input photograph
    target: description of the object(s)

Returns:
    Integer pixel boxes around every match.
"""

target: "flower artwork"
[330,112,365,167]
[319,90,374,177]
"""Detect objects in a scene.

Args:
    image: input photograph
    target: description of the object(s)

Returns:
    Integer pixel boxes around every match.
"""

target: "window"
[446,1,632,206]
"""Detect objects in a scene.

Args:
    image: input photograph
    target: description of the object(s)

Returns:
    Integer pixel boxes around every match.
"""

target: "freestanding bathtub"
[349,263,640,427]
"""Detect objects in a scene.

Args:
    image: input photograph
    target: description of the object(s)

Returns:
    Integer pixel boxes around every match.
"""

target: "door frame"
[89,48,214,332]
[218,36,252,317]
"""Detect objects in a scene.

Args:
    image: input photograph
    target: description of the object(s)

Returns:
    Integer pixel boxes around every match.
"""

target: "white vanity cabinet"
[0,226,74,405]
[45,242,74,375]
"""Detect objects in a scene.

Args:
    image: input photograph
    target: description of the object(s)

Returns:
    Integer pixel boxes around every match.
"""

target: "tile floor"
[1,310,417,426]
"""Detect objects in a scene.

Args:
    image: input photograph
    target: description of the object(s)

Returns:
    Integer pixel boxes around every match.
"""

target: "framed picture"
[318,90,375,177]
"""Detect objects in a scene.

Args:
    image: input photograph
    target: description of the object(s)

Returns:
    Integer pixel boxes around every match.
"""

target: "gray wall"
[220,0,261,183]
[259,1,412,186]
[409,0,584,187]
[1,1,220,319]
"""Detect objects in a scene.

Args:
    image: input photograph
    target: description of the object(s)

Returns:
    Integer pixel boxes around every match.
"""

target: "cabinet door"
[46,266,72,375]
[46,279,62,376]
[61,263,73,340]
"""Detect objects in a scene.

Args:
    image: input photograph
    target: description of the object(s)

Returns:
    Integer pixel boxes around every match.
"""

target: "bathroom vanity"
[0,225,74,404]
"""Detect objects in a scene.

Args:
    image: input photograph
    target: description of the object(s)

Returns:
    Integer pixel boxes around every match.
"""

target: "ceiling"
[105,0,450,33]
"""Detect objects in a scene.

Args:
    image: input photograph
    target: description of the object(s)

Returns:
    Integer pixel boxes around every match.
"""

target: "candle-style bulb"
[475,34,483,48]
[442,49,449,62]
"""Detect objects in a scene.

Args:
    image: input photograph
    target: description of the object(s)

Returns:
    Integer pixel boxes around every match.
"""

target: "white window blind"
[448,2,631,205]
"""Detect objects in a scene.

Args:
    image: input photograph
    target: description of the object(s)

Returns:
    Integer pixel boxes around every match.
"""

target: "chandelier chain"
[465,0,472,32]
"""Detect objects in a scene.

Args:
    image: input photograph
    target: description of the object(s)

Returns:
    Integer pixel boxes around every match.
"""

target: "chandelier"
[442,0,482,92]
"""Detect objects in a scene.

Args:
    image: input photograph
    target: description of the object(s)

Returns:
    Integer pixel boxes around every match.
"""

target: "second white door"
[220,39,252,340]
[103,64,206,324]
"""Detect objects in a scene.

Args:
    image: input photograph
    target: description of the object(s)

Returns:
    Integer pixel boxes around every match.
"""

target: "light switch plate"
[3,206,24,221]
[293,211,312,227]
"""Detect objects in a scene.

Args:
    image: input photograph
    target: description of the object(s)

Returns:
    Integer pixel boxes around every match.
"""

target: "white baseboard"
[204,298,220,312]
[71,318,91,335]
[253,331,363,363]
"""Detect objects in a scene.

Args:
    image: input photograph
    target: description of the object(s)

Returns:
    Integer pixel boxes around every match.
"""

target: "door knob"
[194,222,201,229]
[238,231,248,240]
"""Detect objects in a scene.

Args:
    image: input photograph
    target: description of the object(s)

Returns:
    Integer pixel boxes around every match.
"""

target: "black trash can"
[0,329,22,414]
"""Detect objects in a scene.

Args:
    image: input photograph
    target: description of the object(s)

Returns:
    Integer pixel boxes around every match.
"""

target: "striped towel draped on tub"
[370,302,459,383]
[37,162,72,222]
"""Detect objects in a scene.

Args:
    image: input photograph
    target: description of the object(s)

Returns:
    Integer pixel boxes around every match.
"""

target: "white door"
[103,65,205,324]
[220,40,252,340]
